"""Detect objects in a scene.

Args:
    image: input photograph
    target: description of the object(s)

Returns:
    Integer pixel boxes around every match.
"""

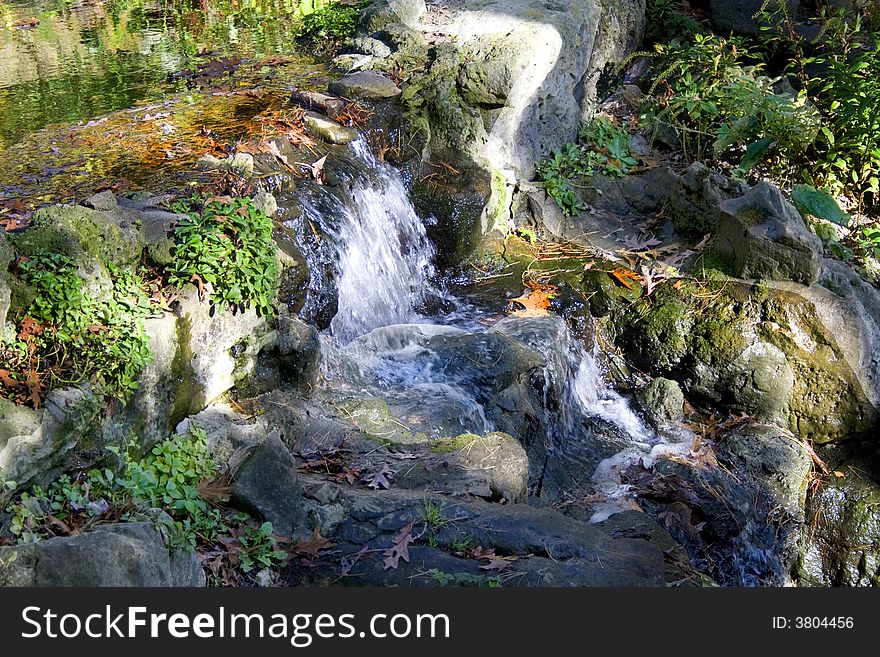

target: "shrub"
[0,251,152,405]
[168,195,279,317]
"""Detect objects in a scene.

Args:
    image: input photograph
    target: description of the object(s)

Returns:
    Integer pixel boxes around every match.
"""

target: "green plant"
[644,34,819,166]
[427,569,501,588]
[295,0,362,41]
[1,250,152,405]
[168,195,279,317]
[536,116,638,216]
[237,521,289,573]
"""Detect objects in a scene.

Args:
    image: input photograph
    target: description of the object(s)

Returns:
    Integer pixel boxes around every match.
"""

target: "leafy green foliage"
[792,184,851,227]
[237,522,289,573]
[295,1,362,41]
[168,195,279,317]
[645,34,819,165]
[1,250,152,404]
[537,116,638,216]
[427,568,502,588]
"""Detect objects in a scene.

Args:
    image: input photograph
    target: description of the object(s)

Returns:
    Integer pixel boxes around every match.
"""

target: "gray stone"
[712,182,823,284]
[198,152,254,178]
[0,520,205,587]
[331,54,376,74]
[174,288,277,414]
[669,162,747,239]
[718,423,812,515]
[176,403,268,469]
[231,431,306,538]
[347,36,393,59]
[302,111,359,145]
[0,387,104,498]
[0,232,12,340]
[708,0,799,37]
[329,71,402,99]
[83,190,118,212]
[642,377,684,426]
[252,190,278,218]
[358,0,426,32]
[277,307,320,390]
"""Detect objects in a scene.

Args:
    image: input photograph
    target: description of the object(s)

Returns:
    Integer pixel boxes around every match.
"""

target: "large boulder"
[329,71,402,99]
[0,520,205,586]
[230,432,306,539]
[710,182,823,285]
[616,279,877,441]
[669,162,747,240]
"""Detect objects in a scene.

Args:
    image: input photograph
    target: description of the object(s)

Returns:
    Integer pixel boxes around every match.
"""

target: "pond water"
[0,0,310,149]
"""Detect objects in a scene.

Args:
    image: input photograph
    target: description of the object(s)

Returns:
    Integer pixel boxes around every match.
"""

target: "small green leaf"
[791,184,851,227]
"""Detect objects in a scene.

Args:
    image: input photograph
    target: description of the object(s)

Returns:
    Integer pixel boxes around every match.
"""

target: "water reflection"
[0,0,308,147]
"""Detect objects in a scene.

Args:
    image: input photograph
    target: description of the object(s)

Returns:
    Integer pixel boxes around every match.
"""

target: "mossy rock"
[582,269,642,317]
[333,396,429,447]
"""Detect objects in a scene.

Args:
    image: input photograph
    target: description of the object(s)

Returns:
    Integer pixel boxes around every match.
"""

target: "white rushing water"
[316,138,690,522]
[329,140,438,342]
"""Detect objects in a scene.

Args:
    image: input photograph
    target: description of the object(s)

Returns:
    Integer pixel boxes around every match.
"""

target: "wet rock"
[711,182,823,285]
[198,152,254,178]
[642,377,685,427]
[708,0,799,37]
[302,111,359,145]
[669,162,747,240]
[426,432,529,502]
[289,87,346,119]
[276,308,320,390]
[798,443,880,586]
[718,423,812,516]
[231,431,306,539]
[329,71,402,99]
[0,519,205,587]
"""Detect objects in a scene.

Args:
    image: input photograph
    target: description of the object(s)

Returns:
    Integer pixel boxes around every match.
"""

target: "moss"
[431,433,482,454]
[697,250,737,278]
[484,169,514,234]
[691,299,747,366]
[333,397,428,446]
[582,270,642,317]
[621,297,695,372]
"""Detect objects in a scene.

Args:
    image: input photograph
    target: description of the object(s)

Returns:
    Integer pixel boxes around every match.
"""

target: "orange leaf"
[610,268,642,290]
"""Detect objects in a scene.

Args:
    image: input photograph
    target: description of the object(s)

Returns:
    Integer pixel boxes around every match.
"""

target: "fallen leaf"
[610,267,642,290]
[383,521,415,570]
[507,282,557,315]
[362,464,395,490]
[295,527,335,558]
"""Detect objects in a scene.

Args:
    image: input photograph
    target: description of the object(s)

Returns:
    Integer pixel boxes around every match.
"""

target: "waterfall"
[329,140,438,342]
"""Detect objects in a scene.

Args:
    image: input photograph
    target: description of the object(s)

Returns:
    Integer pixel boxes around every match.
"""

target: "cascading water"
[292,136,686,523]
[329,140,439,342]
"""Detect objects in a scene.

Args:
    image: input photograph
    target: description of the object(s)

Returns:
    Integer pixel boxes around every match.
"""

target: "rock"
[302,111,359,145]
[176,402,267,468]
[616,279,876,441]
[0,232,12,340]
[231,431,306,538]
[289,87,346,119]
[0,387,104,498]
[718,424,812,515]
[198,152,254,178]
[329,71,402,99]
[798,443,880,586]
[331,53,376,74]
[358,0,426,32]
[0,520,205,586]
[642,377,685,427]
[252,189,278,218]
[276,307,321,390]
[83,190,118,212]
[669,162,747,239]
[295,482,676,586]
[427,432,529,502]
[711,182,823,285]
[174,288,277,414]
[347,36,393,59]
[708,0,799,37]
